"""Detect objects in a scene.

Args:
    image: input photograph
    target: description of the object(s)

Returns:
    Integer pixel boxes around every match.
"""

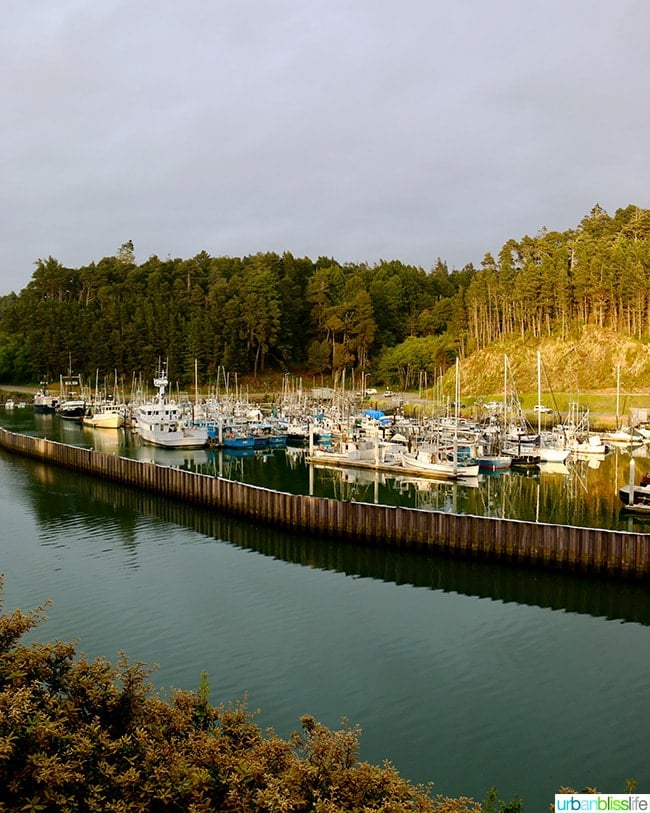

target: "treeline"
[0,204,648,389]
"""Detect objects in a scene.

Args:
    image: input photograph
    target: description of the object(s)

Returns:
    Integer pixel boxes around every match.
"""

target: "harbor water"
[1,409,649,808]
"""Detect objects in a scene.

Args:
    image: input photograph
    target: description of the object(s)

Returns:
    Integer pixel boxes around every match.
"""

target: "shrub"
[0,577,483,812]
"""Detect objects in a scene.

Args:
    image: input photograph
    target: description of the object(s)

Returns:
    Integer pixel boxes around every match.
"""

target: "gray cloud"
[1,0,648,294]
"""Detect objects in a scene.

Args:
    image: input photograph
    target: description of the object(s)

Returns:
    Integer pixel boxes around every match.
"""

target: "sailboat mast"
[537,350,542,436]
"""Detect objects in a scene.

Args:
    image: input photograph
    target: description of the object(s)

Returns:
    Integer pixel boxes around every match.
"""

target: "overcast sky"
[1,0,648,296]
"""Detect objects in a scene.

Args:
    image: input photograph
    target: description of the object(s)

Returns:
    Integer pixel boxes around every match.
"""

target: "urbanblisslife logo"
[555,795,649,811]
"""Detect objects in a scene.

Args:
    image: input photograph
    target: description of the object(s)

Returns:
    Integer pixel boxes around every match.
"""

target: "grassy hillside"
[458,326,650,398]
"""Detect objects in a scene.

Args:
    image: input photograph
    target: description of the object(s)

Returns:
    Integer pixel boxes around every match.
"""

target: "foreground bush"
[0,578,495,812]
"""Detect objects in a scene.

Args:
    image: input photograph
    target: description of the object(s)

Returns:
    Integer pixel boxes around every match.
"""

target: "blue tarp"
[363,409,385,419]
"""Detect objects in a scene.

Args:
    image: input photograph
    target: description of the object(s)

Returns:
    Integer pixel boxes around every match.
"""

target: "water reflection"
[5,409,650,529]
[6,448,650,626]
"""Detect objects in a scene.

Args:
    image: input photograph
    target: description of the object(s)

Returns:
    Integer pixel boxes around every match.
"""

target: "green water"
[1,411,649,807]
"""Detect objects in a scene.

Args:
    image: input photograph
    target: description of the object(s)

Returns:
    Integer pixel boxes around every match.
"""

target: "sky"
[1,0,648,296]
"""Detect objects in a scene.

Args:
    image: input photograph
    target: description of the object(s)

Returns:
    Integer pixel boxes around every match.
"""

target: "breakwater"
[1,427,648,579]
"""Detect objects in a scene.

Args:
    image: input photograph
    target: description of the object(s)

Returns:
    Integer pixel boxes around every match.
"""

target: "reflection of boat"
[82,426,122,454]
[538,461,571,476]
[619,460,650,512]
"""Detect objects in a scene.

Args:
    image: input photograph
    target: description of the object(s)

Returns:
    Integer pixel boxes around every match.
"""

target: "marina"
[1,407,649,578]
[1,404,649,531]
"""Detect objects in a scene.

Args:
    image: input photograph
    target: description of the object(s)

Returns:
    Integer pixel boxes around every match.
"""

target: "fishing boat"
[58,372,86,420]
[220,427,256,450]
[82,371,126,429]
[477,451,512,472]
[400,448,480,479]
[83,400,125,429]
[135,364,208,449]
[33,381,58,414]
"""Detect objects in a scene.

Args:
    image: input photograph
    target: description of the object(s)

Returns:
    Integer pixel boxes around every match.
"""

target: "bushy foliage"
[0,577,485,812]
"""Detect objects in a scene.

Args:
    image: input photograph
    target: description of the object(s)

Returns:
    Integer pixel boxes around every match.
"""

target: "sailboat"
[478,356,512,472]
[401,359,480,478]
[535,351,571,463]
[602,365,645,447]
[499,355,540,466]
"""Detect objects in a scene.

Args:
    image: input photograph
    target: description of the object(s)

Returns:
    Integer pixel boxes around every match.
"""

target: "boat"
[560,403,609,455]
[533,352,570,463]
[83,400,125,429]
[58,372,86,420]
[220,428,256,450]
[309,437,385,466]
[33,381,58,414]
[82,372,126,428]
[400,445,480,479]
[4,398,15,409]
[135,364,208,449]
[501,439,541,467]
[601,427,645,447]
[478,452,512,472]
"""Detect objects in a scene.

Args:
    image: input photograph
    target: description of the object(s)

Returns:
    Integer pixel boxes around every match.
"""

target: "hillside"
[457,326,650,399]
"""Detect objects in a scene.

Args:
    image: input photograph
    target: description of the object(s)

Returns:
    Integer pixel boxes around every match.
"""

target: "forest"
[0,204,648,392]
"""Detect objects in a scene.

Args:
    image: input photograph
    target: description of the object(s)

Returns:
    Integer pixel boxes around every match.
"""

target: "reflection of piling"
[1,427,649,580]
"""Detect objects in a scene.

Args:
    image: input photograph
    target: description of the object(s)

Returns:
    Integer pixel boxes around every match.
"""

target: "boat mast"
[537,350,542,437]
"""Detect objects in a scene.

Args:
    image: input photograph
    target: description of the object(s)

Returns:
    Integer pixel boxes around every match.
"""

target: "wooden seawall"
[1,427,648,580]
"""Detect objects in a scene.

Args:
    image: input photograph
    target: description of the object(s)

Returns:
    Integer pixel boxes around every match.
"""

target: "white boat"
[559,403,609,455]
[308,435,402,467]
[33,382,58,413]
[135,364,208,449]
[536,442,571,463]
[83,400,125,429]
[601,427,645,447]
[82,371,126,429]
[4,398,15,409]
[534,352,570,464]
[400,448,480,479]
[567,433,609,455]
